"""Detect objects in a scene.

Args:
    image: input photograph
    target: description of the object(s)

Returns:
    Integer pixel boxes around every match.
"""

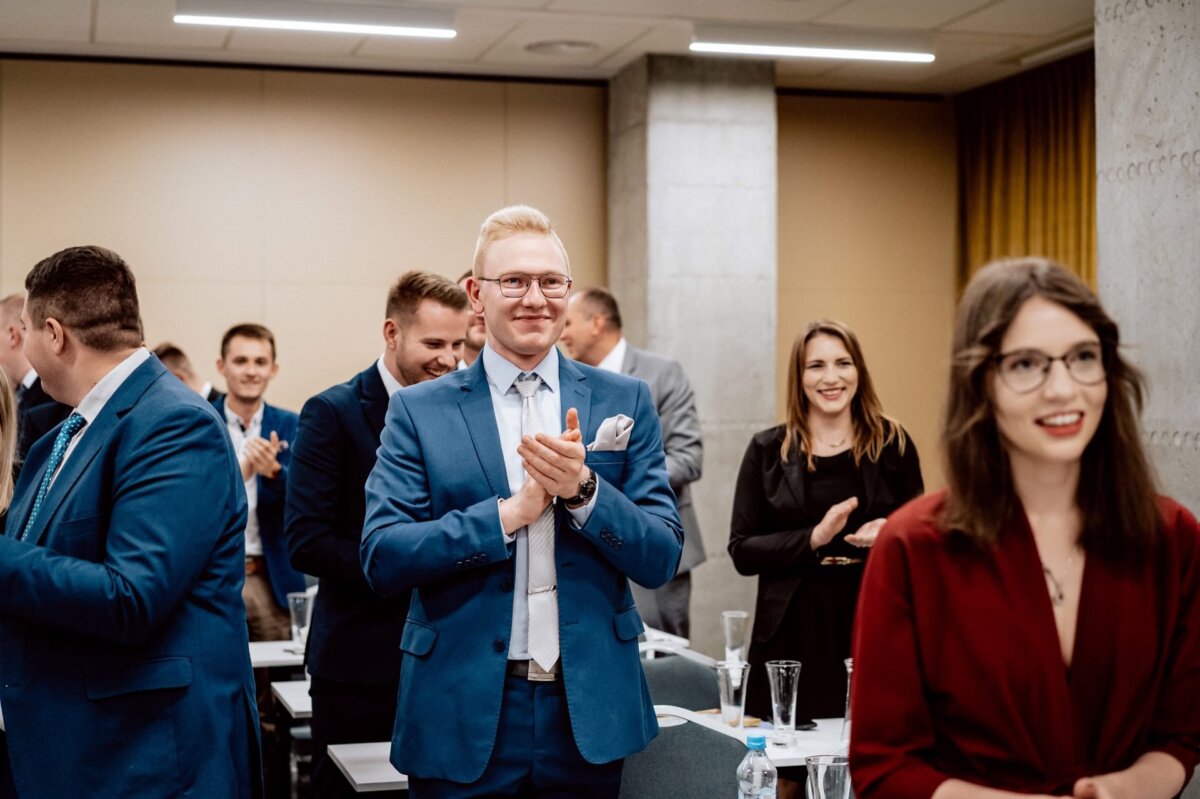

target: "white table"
[324,706,845,792]
[327,742,408,793]
[249,639,305,669]
[271,679,312,720]
[653,705,847,768]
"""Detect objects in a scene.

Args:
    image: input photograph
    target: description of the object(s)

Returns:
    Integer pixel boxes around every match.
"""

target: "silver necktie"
[514,373,559,670]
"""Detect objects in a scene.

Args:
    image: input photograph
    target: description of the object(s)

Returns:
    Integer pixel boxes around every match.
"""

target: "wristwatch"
[564,468,597,509]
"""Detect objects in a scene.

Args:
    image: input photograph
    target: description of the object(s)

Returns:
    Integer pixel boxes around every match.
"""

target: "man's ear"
[45,318,67,356]
[466,277,484,315]
[215,356,226,376]
[383,318,399,350]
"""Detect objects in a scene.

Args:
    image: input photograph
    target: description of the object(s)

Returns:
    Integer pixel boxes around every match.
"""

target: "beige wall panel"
[0,59,607,409]
[0,61,267,288]
[777,95,957,490]
[259,72,509,285]
[503,83,607,289]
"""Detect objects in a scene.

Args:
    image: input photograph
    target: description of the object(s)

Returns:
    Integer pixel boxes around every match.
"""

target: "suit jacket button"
[501,578,513,592]
[493,639,506,652]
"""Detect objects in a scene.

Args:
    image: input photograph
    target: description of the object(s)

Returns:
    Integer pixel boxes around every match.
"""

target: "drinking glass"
[841,657,853,743]
[765,660,802,746]
[806,755,851,799]
[721,610,750,664]
[287,591,312,646]
[715,661,751,727]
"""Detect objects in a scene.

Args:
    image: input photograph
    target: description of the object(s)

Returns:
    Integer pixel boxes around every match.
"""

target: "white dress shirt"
[595,336,627,375]
[376,354,405,396]
[223,402,265,557]
[480,344,595,660]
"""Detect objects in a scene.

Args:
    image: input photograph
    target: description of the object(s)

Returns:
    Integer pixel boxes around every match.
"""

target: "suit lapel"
[457,360,511,498]
[559,357,591,443]
[26,358,162,547]
[358,363,389,435]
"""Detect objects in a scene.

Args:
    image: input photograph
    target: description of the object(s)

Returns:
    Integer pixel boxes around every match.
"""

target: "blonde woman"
[0,369,16,512]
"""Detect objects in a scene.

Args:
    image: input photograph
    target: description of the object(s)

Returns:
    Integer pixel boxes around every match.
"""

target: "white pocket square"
[587,414,634,452]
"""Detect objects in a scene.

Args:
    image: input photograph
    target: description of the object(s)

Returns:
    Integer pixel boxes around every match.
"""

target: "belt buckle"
[526,659,558,682]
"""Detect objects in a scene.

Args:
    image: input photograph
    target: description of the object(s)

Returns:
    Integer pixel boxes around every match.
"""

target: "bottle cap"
[746,733,767,750]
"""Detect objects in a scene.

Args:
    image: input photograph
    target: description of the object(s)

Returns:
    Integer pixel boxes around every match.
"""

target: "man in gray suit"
[560,287,704,637]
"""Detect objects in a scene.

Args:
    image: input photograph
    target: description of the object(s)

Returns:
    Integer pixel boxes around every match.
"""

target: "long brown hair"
[781,319,906,471]
[941,257,1159,559]
[0,370,15,511]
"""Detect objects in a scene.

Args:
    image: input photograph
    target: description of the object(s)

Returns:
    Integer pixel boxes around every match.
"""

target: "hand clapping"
[518,407,588,501]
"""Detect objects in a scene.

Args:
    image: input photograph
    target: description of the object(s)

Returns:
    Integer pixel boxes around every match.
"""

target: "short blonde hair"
[471,205,570,277]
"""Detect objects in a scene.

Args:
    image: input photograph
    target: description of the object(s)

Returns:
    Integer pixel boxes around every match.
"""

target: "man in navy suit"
[285,271,470,798]
[362,206,683,798]
[214,323,306,640]
[0,246,260,798]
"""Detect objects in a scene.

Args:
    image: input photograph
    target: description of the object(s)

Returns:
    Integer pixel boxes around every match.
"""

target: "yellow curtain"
[955,51,1096,288]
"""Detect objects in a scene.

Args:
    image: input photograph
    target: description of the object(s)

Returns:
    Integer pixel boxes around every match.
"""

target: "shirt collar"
[482,343,559,395]
[74,348,152,426]
[20,368,37,390]
[224,399,264,431]
[376,354,405,396]
[595,337,627,374]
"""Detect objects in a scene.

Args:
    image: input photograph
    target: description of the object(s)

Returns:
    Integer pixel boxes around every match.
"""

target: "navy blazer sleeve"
[0,404,248,646]
[285,391,373,589]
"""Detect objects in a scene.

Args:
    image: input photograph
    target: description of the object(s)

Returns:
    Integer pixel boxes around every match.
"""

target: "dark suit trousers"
[310,675,401,798]
[0,731,14,799]
[407,675,622,799]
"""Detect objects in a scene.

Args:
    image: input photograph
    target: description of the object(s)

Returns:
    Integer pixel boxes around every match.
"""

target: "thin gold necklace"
[814,429,851,449]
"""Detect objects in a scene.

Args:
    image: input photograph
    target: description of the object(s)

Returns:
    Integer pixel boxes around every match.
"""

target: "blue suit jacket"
[0,356,261,798]
[361,356,684,782]
[284,364,408,684]
[213,397,307,609]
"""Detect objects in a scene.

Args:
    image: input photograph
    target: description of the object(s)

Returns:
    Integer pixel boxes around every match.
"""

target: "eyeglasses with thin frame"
[477,273,572,298]
[993,341,1106,394]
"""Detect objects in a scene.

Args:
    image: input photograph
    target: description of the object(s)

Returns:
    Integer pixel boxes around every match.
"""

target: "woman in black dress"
[729,319,923,722]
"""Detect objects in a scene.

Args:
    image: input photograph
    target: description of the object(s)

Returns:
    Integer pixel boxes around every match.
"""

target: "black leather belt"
[507,659,561,682]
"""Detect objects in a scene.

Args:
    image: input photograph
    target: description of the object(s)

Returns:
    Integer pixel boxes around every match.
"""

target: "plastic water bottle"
[736,733,777,799]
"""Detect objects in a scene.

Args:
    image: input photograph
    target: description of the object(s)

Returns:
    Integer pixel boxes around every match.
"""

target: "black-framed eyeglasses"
[993,342,1106,394]
[477,273,572,298]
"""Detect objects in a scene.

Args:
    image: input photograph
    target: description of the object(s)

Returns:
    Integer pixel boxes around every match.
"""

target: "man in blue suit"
[285,271,470,797]
[0,245,260,798]
[362,205,684,798]
[214,323,306,640]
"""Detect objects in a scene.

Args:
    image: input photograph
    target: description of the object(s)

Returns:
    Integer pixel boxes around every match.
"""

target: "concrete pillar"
[608,55,777,656]
[1094,1,1200,512]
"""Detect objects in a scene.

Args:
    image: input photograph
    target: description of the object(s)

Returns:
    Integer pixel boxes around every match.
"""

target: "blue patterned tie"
[20,412,87,542]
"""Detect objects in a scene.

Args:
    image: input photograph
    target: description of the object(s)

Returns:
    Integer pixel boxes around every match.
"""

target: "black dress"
[728,424,923,722]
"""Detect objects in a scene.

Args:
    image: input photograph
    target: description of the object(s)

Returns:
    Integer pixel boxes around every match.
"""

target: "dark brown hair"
[782,319,906,471]
[221,323,276,361]
[941,257,1159,559]
[575,287,623,332]
[385,271,468,327]
[25,246,143,352]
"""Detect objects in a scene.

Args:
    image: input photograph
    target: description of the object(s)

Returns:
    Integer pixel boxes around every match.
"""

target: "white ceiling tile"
[481,17,654,68]
[226,28,364,55]
[593,22,692,71]
[355,11,516,62]
[689,0,848,25]
[97,0,228,48]
[0,0,92,43]
[943,0,1093,36]
[546,0,697,16]
[816,0,993,29]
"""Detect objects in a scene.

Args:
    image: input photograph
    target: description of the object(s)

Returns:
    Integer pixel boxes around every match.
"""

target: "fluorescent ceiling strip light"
[690,41,933,63]
[174,14,455,38]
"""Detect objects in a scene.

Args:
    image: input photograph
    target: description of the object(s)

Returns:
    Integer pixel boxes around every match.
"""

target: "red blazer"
[850,490,1200,798]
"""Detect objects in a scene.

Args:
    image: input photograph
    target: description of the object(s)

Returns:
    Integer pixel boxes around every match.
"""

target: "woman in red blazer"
[850,258,1200,799]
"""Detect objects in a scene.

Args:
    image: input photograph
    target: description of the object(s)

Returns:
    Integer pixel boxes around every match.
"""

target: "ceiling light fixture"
[690,23,934,64]
[174,0,456,39]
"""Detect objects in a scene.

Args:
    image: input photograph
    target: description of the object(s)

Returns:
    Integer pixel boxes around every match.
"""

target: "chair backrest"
[642,653,720,711]
[619,717,747,798]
